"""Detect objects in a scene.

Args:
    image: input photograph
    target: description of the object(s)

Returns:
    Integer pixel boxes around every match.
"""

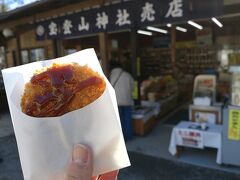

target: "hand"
[65,144,118,180]
[66,144,93,180]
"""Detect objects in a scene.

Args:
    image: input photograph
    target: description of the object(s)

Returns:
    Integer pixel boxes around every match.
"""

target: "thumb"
[65,144,93,180]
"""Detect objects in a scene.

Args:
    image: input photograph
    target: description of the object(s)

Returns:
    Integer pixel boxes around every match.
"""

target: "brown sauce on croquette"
[21,63,106,117]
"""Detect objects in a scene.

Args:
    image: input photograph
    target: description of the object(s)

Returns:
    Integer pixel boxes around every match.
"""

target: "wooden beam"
[130,29,137,78]
[171,26,176,74]
[0,0,105,30]
[131,29,141,104]
[53,39,65,58]
[16,33,22,65]
[99,32,109,76]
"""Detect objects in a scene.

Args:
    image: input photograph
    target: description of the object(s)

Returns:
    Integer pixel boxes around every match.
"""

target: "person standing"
[110,60,134,141]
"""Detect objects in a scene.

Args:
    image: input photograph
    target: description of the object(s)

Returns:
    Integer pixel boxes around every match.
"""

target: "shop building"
[1,0,240,133]
[0,0,240,108]
[0,2,226,77]
[0,0,240,109]
[1,0,240,174]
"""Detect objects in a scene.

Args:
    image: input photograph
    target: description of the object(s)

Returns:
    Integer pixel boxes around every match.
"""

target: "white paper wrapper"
[2,48,130,180]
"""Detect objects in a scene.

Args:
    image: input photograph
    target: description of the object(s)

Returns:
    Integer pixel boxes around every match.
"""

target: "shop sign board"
[196,28,213,46]
[176,129,203,148]
[228,109,240,141]
[153,36,170,48]
[35,0,223,40]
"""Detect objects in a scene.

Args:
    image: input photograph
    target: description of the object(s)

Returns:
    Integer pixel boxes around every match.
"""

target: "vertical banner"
[228,109,240,141]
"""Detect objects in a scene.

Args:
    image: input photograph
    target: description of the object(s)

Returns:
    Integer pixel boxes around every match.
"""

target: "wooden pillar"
[131,29,137,79]
[5,36,20,67]
[171,26,176,75]
[131,29,141,105]
[76,45,82,51]
[16,33,22,65]
[99,32,109,76]
[53,39,64,58]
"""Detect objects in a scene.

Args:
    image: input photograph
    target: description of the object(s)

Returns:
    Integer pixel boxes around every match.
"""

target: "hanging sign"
[196,27,213,46]
[36,0,223,40]
[176,129,203,149]
[228,109,240,141]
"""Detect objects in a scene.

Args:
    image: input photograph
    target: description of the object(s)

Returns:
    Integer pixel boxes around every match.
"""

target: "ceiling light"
[187,20,203,30]
[212,17,223,28]
[2,28,14,38]
[147,26,168,34]
[167,23,172,27]
[137,30,152,36]
[176,26,187,32]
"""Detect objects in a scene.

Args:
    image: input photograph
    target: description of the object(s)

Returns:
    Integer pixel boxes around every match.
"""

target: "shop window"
[21,48,45,64]
[30,48,45,62]
[21,50,29,64]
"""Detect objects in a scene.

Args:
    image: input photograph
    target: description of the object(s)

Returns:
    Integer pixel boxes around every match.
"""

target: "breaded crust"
[21,63,106,117]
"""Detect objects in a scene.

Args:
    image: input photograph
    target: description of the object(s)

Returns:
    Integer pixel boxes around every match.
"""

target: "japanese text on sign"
[228,109,240,141]
[176,129,203,148]
[36,0,223,40]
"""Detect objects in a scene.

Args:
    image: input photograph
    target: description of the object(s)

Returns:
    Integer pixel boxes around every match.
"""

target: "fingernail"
[73,144,89,164]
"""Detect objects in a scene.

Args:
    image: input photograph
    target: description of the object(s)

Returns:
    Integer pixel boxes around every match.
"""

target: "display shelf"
[177,47,218,75]
[132,106,156,136]
[140,48,172,78]
[141,93,179,118]
[158,93,178,117]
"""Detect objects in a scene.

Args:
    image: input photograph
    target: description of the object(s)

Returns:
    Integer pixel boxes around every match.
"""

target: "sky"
[3,0,39,11]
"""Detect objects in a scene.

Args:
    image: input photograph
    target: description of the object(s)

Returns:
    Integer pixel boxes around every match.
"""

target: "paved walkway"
[0,111,13,138]
[0,111,22,179]
[0,135,23,180]
[118,152,240,180]
[126,120,240,175]
[1,110,240,179]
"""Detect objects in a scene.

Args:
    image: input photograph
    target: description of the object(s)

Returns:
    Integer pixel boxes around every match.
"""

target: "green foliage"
[0,3,9,13]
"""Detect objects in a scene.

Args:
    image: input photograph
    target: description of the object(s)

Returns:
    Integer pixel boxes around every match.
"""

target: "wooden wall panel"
[6,38,18,67]
[20,29,54,59]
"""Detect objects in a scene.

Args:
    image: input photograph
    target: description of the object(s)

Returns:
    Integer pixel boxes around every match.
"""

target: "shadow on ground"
[1,134,240,180]
[0,135,23,180]
[118,151,240,180]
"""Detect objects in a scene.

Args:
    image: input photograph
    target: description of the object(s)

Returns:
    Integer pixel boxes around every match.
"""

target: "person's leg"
[122,106,133,141]
[118,106,126,135]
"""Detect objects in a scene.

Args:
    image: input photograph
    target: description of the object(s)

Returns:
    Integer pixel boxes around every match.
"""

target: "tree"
[0,1,9,13]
